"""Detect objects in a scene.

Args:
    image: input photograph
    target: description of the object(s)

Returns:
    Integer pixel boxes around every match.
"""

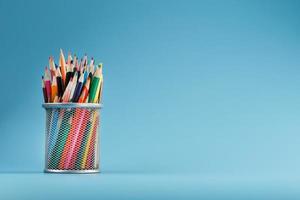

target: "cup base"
[44,169,100,174]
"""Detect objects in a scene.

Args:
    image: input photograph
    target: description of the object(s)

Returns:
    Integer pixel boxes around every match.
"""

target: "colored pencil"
[88,67,101,103]
[52,111,71,168]
[67,52,72,66]
[44,68,52,103]
[93,75,101,103]
[69,72,78,102]
[72,73,84,102]
[53,96,59,103]
[98,76,104,103]
[59,49,66,83]
[65,62,73,88]
[49,56,56,80]
[64,108,88,169]
[56,67,64,100]
[89,57,94,73]
[75,120,91,169]
[83,54,88,66]
[78,78,90,103]
[70,110,90,168]
[62,77,73,102]
[93,64,103,103]
[47,109,60,161]
[42,77,47,103]
[86,114,99,169]
[51,76,58,102]
[81,112,98,169]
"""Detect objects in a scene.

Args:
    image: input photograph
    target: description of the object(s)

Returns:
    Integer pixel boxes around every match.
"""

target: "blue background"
[0,0,300,199]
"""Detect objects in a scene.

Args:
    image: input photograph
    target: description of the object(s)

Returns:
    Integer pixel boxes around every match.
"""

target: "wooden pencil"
[56,67,64,101]
[42,76,47,103]
[88,67,101,103]
[44,67,52,103]
[59,49,66,84]
[51,76,58,102]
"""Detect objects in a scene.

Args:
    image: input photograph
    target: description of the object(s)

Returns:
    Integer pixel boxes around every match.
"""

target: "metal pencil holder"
[42,103,102,173]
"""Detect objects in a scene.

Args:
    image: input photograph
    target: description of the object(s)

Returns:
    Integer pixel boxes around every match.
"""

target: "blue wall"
[0,0,300,177]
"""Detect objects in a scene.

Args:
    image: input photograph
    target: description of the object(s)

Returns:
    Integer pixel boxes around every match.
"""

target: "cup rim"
[42,103,102,109]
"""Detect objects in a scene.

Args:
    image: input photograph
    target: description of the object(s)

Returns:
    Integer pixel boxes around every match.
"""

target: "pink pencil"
[69,110,90,168]
[44,67,52,102]
[64,109,87,168]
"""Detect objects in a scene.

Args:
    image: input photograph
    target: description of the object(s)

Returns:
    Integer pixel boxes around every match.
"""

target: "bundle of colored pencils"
[42,49,103,104]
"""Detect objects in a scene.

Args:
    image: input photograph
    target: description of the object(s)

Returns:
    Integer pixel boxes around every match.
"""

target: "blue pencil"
[47,109,60,160]
[83,71,88,83]
[72,74,84,102]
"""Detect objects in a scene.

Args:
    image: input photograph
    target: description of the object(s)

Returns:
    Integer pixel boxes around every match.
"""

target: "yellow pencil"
[93,74,102,103]
[81,112,98,169]
[98,77,104,103]
[95,64,103,103]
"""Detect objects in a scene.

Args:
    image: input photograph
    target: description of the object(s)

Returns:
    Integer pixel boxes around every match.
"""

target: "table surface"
[1,171,300,200]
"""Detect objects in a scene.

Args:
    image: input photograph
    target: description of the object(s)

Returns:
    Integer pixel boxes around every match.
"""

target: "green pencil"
[88,66,101,103]
[48,110,72,169]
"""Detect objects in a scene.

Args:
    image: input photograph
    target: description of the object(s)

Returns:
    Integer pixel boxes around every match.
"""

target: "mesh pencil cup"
[42,103,102,173]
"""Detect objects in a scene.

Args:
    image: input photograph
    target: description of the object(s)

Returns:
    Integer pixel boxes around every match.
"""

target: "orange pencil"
[51,76,58,102]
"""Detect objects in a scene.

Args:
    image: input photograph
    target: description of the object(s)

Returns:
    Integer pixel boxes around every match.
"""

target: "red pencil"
[44,67,52,103]
[42,76,47,103]
[78,78,90,103]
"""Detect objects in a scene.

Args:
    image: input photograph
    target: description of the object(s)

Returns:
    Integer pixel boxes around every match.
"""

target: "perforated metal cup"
[42,103,102,173]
